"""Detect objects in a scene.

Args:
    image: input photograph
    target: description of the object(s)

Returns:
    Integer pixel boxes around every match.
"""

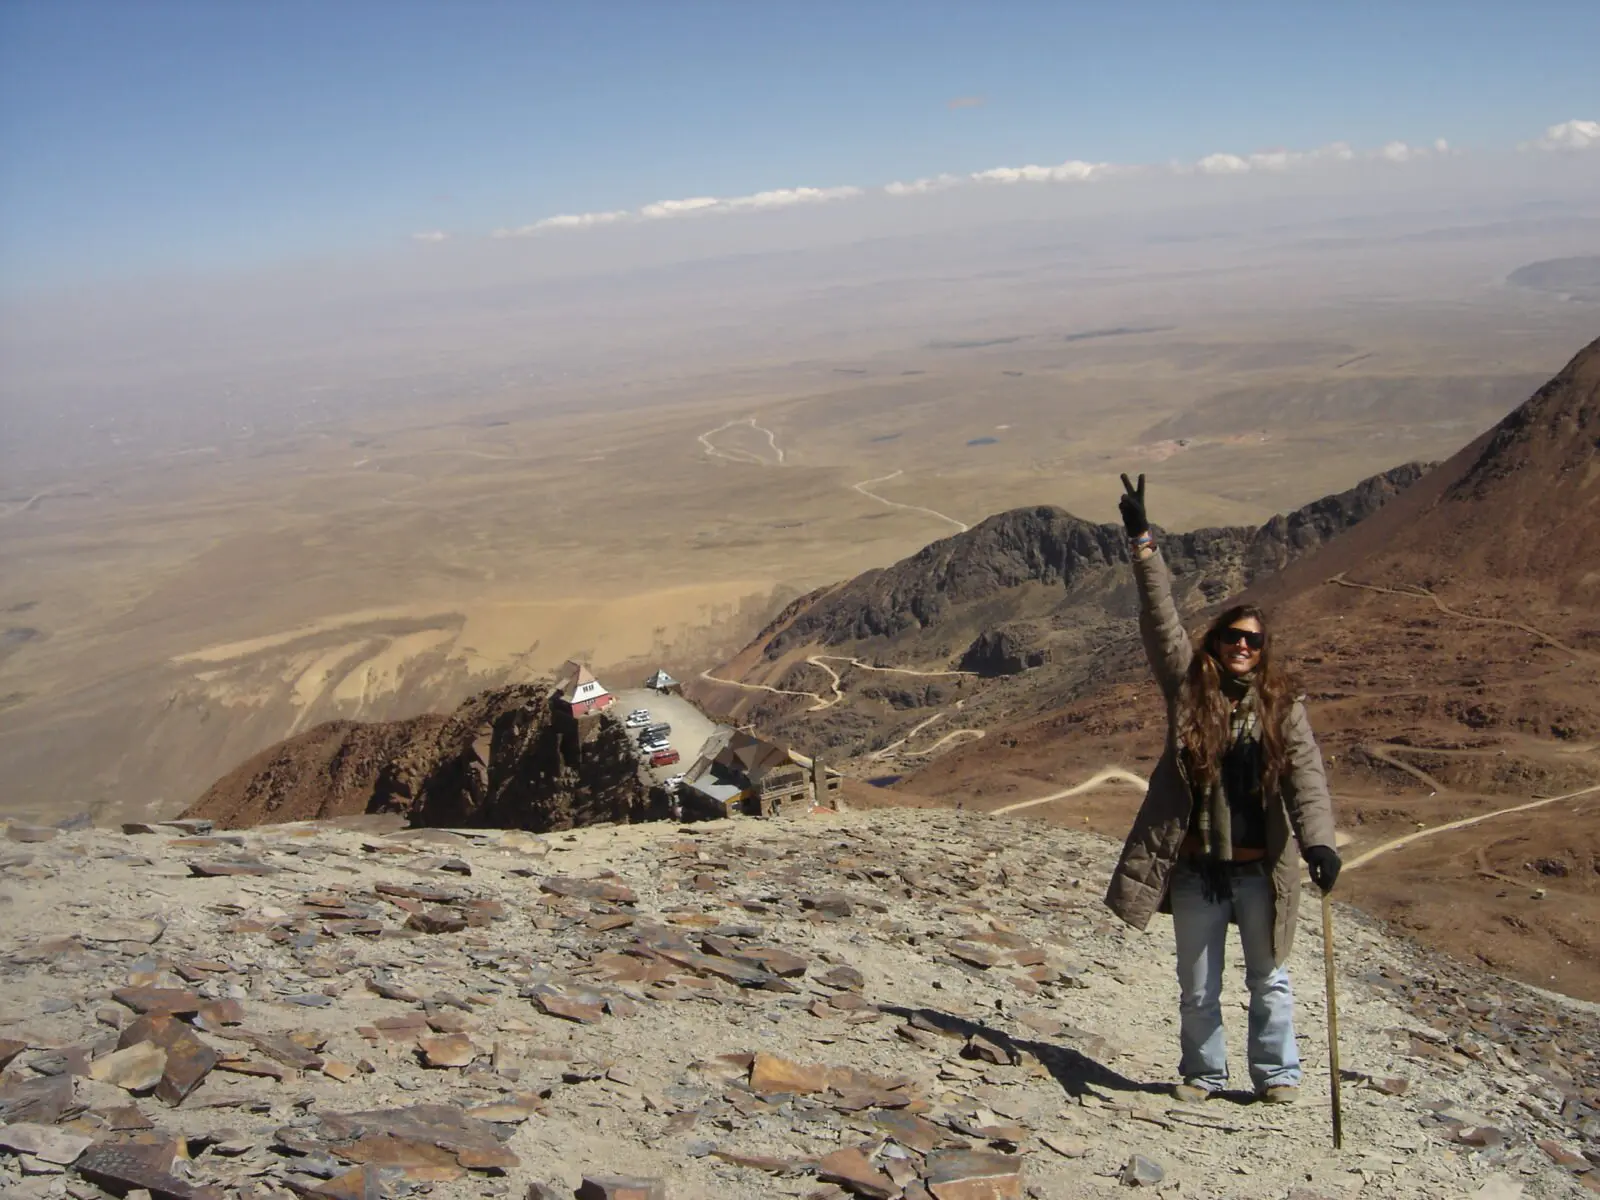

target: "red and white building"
[554,661,615,717]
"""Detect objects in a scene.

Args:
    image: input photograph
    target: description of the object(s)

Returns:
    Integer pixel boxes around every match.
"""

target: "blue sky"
[1,0,1597,287]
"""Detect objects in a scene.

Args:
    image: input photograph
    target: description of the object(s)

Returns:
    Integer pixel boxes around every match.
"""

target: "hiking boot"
[1259,1085,1300,1104]
[1172,1081,1214,1103]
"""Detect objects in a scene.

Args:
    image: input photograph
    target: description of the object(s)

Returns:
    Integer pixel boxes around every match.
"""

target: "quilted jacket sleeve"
[1132,548,1193,701]
[1281,699,1337,851]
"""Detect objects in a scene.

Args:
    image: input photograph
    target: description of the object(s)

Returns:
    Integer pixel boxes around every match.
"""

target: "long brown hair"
[1176,604,1295,795]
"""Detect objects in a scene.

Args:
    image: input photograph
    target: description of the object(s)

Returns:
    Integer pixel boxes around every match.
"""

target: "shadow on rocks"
[880,1004,1171,1101]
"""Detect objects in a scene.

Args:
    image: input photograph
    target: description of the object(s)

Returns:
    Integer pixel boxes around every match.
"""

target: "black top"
[1220,737,1267,850]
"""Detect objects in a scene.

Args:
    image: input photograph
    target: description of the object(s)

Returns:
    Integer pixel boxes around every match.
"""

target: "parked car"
[639,735,667,752]
[639,722,671,740]
[625,710,651,727]
[663,774,686,791]
[649,748,680,767]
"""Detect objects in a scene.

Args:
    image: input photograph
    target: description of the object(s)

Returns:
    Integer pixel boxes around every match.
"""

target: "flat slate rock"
[540,875,638,904]
[924,1149,1024,1199]
[417,1034,477,1068]
[0,1075,81,1125]
[76,1140,201,1200]
[114,986,204,1015]
[406,908,467,934]
[0,1122,94,1165]
[535,993,604,1024]
[188,859,278,876]
[815,1147,896,1199]
[576,1177,668,1200]
[88,1042,168,1092]
[313,1102,520,1173]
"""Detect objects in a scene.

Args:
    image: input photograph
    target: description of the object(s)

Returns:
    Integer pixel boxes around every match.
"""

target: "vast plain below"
[2,189,1598,823]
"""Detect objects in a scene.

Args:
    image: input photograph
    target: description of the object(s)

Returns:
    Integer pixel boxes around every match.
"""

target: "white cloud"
[1523,119,1600,151]
[719,185,862,212]
[410,231,449,242]
[535,210,629,230]
[492,210,630,237]
[637,187,860,218]
[1193,142,1357,175]
[490,131,1491,237]
[639,196,721,220]
[883,174,962,196]
[492,185,864,235]
[969,159,1112,184]
[1196,152,1251,175]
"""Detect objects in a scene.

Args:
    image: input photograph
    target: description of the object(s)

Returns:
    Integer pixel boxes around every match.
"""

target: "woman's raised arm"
[1121,473,1192,698]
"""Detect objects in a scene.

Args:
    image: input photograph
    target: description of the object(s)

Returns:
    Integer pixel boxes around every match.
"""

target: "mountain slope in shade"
[899,337,1600,1001]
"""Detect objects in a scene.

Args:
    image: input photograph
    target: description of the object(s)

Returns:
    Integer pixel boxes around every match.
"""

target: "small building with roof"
[553,661,615,717]
[643,668,681,694]
[679,728,841,819]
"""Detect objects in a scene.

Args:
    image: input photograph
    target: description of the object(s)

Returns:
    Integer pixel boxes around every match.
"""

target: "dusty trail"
[870,702,987,762]
[701,655,975,714]
[990,767,1149,815]
[697,417,785,466]
[697,668,830,711]
[871,710,952,759]
[851,469,969,532]
[918,728,987,754]
[1327,573,1590,659]
[1344,781,1600,871]
[1357,743,1450,795]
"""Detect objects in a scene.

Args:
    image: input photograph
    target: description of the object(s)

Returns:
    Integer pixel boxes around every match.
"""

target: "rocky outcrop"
[184,684,653,832]
[1243,460,1432,576]
[759,463,1430,660]
[403,686,652,830]
[960,622,1052,677]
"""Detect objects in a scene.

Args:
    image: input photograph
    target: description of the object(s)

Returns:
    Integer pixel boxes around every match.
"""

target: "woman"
[1104,473,1340,1104]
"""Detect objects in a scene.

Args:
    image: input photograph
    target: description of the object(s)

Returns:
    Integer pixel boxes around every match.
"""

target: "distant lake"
[967,436,999,446]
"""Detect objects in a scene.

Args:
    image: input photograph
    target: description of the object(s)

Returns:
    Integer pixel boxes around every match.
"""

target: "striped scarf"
[1186,680,1262,902]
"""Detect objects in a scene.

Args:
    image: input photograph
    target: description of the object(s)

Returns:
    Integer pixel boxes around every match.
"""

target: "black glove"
[1305,845,1341,893]
[1119,473,1149,538]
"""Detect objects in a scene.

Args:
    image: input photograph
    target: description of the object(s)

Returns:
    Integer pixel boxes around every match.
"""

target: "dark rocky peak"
[767,508,1125,652]
[1446,334,1600,499]
[766,464,1430,658]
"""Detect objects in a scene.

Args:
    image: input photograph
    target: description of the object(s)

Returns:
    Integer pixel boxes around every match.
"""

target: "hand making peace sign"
[1119,472,1149,538]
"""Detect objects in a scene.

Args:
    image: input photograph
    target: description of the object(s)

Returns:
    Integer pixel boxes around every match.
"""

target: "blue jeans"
[1170,860,1302,1091]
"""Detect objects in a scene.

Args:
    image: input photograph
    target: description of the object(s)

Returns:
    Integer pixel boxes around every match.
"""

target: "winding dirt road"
[1357,743,1450,795]
[1343,781,1600,871]
[697,417,785,467]
[700,655,975,714]
[869,702,987,762]
[989,767,1149,815]
[851,470,969,532]
[1327,574,1590,660]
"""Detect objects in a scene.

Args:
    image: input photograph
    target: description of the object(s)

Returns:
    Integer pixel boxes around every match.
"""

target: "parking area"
[610,688,724,787]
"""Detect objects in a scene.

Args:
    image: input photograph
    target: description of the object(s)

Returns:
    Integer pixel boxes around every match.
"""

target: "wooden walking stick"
[1321,890,1343,1149]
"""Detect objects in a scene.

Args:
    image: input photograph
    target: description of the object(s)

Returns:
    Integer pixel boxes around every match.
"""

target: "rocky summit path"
[1,811,1596,1200]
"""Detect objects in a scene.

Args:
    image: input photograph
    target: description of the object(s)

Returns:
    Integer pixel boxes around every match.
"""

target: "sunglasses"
[1218,627,1265,651]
